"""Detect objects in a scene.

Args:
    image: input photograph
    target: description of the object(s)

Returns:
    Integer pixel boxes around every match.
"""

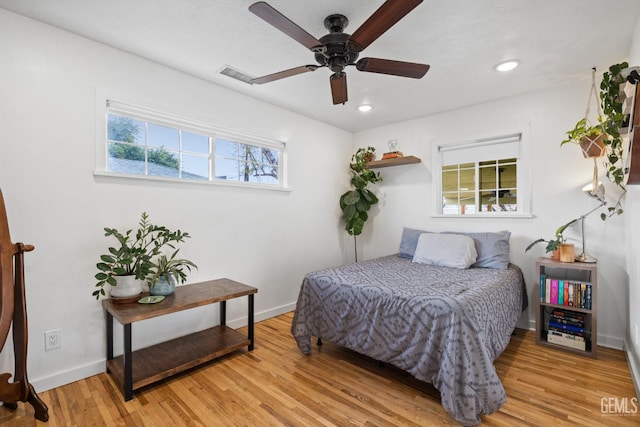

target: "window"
[102,100,285,188]
[435,133,528,216]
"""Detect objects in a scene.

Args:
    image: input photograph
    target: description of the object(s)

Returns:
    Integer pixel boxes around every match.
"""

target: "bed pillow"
[398,227,429,259]
[412,233,477,269]
[444,230,511,269]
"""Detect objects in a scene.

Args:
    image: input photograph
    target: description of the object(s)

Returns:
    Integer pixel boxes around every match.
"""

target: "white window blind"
[439,133,521,165]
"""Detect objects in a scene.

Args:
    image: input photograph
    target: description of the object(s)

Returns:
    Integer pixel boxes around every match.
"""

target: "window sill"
[431,213,533,219]
[93,170,292,192]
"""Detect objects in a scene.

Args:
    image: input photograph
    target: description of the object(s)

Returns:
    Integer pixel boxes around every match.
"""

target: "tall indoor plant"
[339,146,382,261]
[93,212,192,300]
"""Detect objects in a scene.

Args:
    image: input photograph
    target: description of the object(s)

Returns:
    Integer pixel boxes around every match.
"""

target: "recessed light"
[358,104,373,112]
[494,60,520,72]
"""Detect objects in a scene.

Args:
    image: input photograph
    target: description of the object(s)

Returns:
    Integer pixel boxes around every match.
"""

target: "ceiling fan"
[248,0,430,105]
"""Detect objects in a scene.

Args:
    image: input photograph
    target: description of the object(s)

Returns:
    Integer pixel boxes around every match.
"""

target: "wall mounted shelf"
[366,155,421,169]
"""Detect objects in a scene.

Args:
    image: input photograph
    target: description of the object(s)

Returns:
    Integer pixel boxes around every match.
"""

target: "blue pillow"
[444,231,511,269]
[399,227,430,258]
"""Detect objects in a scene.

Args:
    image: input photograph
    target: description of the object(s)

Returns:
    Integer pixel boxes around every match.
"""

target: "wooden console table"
[102,278,257,400]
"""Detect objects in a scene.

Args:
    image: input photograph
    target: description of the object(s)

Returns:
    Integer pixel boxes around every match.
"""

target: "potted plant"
[562,63,629,220]
[93,212,191,300]
[560,117,606,158]
[147,250,198,296]
[525,218,578,261]
[339,146,382,261]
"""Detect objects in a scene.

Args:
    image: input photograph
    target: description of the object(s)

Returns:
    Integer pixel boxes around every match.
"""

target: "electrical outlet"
[44,329,61,351]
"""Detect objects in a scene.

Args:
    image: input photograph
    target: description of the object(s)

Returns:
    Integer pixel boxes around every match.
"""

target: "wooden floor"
[2,311,638,426]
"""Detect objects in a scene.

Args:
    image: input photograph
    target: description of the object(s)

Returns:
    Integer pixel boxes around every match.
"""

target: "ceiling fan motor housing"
[314,14,359,73]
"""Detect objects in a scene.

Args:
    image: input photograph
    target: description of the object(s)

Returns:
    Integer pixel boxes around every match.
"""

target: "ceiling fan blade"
[330,73,348,105]
[349,0,422,51]
[249,2,323,52]
[251,65,319,84]
[356,58,429,79]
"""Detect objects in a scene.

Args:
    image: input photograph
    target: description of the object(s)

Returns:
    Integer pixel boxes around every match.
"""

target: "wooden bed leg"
[316,337,323,346]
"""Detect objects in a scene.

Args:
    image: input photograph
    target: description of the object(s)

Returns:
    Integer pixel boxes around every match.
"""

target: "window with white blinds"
[435,133,529,216]
[99,100,286,189]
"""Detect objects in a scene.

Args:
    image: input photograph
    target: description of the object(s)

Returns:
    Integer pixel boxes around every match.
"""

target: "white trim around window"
[94,90,289,191]
[432,127,532,218]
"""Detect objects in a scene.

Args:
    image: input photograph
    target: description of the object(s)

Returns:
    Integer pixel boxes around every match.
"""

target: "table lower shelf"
[106,325,249,393]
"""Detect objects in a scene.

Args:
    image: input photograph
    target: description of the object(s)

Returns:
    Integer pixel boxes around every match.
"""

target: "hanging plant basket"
[579,133,606,158]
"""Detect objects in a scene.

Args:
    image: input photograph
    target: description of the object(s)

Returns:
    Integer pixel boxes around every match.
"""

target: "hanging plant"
[599,62,628,218]
[561,64,629,220]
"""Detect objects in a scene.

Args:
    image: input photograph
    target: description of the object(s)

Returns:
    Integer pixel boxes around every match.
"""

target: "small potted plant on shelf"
[93,212,192,301]
[146,250,198,296]
[525,218,577,262]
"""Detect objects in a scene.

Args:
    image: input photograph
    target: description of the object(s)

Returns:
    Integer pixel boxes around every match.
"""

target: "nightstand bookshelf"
[535,257,597,358]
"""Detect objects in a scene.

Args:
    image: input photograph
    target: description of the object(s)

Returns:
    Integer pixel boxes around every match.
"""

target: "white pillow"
[412,233,478,269]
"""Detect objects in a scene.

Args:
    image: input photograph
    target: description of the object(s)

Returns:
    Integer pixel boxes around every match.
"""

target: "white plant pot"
[109,275,143,301]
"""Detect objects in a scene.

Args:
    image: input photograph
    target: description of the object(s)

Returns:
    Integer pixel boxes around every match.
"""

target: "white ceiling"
[2,0,640,132]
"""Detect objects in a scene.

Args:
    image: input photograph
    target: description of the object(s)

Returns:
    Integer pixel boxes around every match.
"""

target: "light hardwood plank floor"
[1,312,638,426]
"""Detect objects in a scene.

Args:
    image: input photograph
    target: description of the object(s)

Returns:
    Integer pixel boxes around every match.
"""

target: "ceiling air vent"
[219,66,255,84]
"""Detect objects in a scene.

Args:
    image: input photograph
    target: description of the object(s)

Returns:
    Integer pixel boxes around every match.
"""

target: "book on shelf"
[550,279,558,305]
[382,151,403,159]
[549,315,584,328]
[552,308,585,323]
[545,277,550,303]
[539,275,592,308]
[547,330,586,351]
[548,326,588,338]
[548,320,585,334]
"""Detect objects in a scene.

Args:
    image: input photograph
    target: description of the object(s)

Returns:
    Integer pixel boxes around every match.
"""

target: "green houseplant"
[599,62,628,218]
[561,63,629,220]
[525,218,578,255]
[560,117,606,157]
[93,212,191,299]
[339,146,382,261]
[147,250,198,296]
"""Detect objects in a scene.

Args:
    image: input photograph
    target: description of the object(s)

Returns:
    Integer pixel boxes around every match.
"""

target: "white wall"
[0,9,353,391]
[625,13,640,396]
[353,80,628,345]
[2,5,638,397]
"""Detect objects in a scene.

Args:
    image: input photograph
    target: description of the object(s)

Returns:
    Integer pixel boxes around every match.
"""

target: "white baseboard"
[625,341,640,399]
[32,360,105,393]
[30,302,298,393]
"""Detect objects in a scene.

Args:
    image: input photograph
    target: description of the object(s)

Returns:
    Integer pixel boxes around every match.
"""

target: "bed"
[290,229,528,426]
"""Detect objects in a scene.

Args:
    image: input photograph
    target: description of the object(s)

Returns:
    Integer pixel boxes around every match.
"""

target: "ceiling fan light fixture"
[358,104,373,112]
[494,60,520,72]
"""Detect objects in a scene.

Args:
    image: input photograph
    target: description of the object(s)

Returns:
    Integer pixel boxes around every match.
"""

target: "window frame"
[95,96,288,191]
[432,130,532,218]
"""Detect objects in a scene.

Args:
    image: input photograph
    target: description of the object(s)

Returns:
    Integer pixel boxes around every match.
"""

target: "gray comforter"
[291,255,527,426]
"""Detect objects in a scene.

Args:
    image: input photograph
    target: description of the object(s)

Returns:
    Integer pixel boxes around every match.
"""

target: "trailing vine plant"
[599,62,628,219]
